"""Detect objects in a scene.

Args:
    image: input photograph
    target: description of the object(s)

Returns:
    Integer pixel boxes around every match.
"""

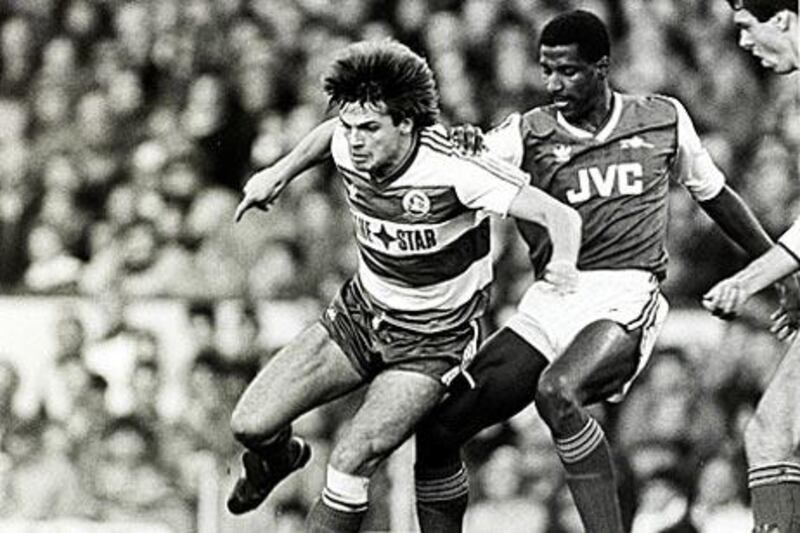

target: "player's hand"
[702,277,752,320]
[543,260,579,295]
[234,167,290,222]
[450,124,485,155]
[771,275,800,341]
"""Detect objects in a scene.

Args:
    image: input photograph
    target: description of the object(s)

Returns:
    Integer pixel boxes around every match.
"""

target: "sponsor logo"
[354,215,438,251]
[565,162,644,203]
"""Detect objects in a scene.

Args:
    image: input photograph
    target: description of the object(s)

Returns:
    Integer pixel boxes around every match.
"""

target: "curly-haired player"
[228,39,582,532]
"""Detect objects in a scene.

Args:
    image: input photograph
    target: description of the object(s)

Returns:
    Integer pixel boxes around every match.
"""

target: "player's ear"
[595,56,610,79]
[771,10,792,32]
[398,117,414,135]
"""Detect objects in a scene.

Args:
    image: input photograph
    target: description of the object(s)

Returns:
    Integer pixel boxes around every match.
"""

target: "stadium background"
[0,0,798,531]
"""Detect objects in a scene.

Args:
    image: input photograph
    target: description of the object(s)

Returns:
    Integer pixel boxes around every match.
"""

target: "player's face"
[339,102,414,177]
[539,44,607,121]
[733,9,797,74]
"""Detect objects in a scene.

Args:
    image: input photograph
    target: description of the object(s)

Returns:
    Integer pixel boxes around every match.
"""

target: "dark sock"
[555,418,623,533]
[749,462,800,533]
[415,461,469,533]
[306,496,367,533]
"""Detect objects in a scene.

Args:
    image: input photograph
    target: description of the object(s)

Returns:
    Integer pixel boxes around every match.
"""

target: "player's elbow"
[548,202,582,239]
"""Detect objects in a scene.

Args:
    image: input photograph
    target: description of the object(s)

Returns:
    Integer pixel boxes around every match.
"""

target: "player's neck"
[371,132,418,180]
[573,87,614,133]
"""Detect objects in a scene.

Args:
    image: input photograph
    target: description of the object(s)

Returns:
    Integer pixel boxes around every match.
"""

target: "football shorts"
[320,276,481,385]
[505,269,669,401]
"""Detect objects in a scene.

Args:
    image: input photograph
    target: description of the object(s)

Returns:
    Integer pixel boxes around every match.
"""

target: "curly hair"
[322,39,439,129]
[539,10,610,63]
[731,0,798,22]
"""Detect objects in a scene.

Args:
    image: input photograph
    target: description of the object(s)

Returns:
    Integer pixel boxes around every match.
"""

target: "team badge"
[402,190,431,218]
[553,144,572,163]
[620,136,654,150]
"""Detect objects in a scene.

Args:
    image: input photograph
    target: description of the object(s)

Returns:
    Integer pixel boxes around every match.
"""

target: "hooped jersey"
[486,92,725,279]
[330,123,526,332]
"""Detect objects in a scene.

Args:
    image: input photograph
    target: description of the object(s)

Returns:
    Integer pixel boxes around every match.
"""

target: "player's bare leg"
[228,322,364,514]
[306,369,445,532]
[535,320,640,533]
[745,334,800,533]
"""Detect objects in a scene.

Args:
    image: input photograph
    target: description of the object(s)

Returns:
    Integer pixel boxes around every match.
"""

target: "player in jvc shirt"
[416,10,799,533]
[704,2,799,531]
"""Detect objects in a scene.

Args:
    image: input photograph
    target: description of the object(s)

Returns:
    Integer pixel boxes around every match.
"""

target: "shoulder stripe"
[420,131,454,153]
[422,127,452,146]
[421,129,526,187]
[464,154,527,187]
[420,136,454,156]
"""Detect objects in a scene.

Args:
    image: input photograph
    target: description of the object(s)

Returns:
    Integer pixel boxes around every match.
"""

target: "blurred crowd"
[0,0,798,531]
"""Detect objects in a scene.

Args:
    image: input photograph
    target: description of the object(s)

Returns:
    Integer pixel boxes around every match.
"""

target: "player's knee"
[535,372,577,425]
[230,405,277,446]
[329,439,380,476]
[331,428,397,475]
[415,425,458,467]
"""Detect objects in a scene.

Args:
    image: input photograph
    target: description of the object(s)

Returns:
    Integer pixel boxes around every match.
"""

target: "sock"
[554,417,623,533]
[749,462,800,532]
[307,466,369,533]
[415,461,469,533]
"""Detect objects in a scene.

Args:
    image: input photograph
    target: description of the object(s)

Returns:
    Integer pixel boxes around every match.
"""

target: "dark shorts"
[319,277,480,384]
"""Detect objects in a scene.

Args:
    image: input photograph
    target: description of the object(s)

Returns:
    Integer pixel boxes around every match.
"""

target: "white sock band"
[322,465,369,513]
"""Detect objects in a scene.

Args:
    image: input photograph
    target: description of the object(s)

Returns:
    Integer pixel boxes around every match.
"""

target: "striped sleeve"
[451,151,528,218]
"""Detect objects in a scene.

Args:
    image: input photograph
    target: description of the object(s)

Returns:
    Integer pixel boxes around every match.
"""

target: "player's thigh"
[418,327,549,449]
[331,369,445,476]
[746,338,800,464]
[544,319,640,404]
[232,322,364,435]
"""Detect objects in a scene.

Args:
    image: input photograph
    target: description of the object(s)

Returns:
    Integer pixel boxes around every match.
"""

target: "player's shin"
[307,465,370,533]
[748,462,800,533]
[415,456,469,533]
[554,417,623,533]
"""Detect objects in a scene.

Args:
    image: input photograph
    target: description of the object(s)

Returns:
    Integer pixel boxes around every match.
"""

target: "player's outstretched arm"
[700,185,800,333]
[234,118,337,222]
[703,245,799,319]
[507,185,582,293]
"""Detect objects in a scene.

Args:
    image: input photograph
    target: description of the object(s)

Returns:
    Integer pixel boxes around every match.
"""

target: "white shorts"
[505,269,669,401]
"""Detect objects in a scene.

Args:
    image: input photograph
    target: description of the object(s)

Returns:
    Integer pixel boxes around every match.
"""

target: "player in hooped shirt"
[703,1,800,531]
[227,39,582,532]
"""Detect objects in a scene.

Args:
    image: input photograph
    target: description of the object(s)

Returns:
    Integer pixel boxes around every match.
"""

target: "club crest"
[402,190,431,218]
